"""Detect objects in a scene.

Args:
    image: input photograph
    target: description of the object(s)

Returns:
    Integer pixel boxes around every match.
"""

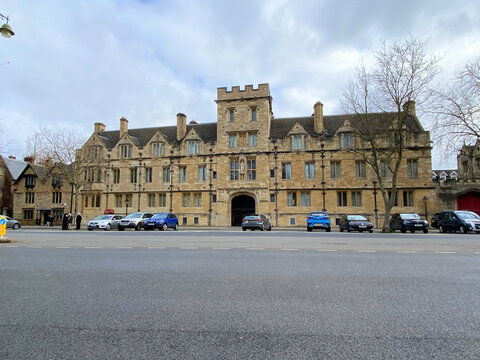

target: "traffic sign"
[0,216,6,237]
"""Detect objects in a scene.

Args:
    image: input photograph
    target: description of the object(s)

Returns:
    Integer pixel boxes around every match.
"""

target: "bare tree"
[25,131,51,163]
[38,126,90,215]
[342,37,440,231]
[431,57,480,152]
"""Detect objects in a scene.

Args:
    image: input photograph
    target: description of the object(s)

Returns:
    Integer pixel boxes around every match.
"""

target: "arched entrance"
[231,195,255,226]
[457,192,480,215]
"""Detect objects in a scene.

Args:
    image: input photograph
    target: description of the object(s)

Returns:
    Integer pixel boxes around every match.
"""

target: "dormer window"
[188,140,200,155]
[120,144,132,158]
[25,174,36,188]
[291,135,304,151]
[87,146,103,160]
[152,142,165,157]
[338,133,353,149]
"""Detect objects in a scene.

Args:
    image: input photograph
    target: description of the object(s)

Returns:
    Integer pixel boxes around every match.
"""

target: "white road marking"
[317,249,337,252]
[396,250,417,253]
[212,247,231,250]
[246,248,265,250]
[114,247,132,249]
[179,247,198,249]
[3,245,18,248]
[435,251,456,254]
[55,247,71,249]
[147,247,165,249]
[357,250,377,253]
[280,248,299,251]
[84,247,102,249]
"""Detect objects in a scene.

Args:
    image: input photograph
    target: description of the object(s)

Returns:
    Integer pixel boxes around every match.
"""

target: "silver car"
[87,215,123,231]
[4,216,21,230]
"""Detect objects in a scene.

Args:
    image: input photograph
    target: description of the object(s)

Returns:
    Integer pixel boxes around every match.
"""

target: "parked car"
[143,213,179,231]
[390,213,429,233]
[430,212,440,229]
[3,216,21,230]
[306,211,331,232]
[87,214,123,231]
[436,210,480,234]
[241,214,272,231]
[117,212,153,231]
[339,215,374,233]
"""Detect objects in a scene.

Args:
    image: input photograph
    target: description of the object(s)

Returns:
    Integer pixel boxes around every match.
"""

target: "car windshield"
[310,213,326,217]
[348,215,367,221]
[124,212,143,219]
[400,213,421,220]
[456,211,480,220]
[152,213,168,219]
[94,215,112,220]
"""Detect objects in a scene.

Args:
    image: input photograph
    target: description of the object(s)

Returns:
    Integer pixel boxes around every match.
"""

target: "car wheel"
[401,226,406,233]
[325,227,331,232]
[439,225,444,233]
[12,223,20,230]
[105,224,111,231]
[268,226,272,231]
[162,223,168,231]
[423,229,428,234]
[174,223,179,231]
[307,227,312,232]
[347,226,352,233]
[242,227,246,231]
[459,226,466,234]
[135,223,142,231]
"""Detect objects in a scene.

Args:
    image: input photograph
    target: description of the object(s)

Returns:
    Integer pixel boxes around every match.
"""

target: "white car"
[87,215,123,231]
[117,212,153,231]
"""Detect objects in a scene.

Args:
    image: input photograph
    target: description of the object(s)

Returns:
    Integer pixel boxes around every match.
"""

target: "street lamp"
[319,134,327,212]
[271,137,279,227]
[125,198,130,217]
[372,180,379,229]
[423,196,429,222]
[169,149,174,213]
[0,14,15,38]
[208,142,214,227]
[137,152,142,212]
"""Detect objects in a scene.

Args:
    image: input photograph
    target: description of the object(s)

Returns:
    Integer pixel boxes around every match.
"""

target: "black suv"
[435,210,480,234]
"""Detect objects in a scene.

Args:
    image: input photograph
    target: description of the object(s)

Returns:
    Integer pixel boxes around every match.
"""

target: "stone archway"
[231,194,256,226]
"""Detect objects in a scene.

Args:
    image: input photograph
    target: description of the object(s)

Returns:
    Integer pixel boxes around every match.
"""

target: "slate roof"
[2,157,28,181]
[92,112,425,149]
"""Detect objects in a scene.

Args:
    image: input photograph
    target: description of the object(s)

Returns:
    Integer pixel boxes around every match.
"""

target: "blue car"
[307,211,331,232]
[143,213,179,231]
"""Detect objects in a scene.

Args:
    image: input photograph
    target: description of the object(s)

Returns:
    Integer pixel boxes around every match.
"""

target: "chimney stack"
[177,113,187,140]
[24,156,34,164]
[8,155,16,160]
[120,117,128,137]
[94,122,106,133]
[314,101,324,134]
[403,100,416,117]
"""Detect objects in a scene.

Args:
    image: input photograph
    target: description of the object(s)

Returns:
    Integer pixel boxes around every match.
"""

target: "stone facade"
[13,83,441,227]
[13,164,72,226]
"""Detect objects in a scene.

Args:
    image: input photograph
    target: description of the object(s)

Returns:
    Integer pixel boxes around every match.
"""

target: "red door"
[457,193,480,215]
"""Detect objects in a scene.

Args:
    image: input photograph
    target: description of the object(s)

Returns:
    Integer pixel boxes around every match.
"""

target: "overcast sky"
[1,0,479,168]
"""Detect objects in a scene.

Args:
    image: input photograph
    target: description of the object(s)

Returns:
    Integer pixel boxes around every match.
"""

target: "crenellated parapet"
[216,84,271,102]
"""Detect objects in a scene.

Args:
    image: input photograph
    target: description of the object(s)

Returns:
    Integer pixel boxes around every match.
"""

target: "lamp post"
[320,135,327,212]
[169,149,174,213]
[423,196,428,222]
[0,14,14,38]
[105,153,111,209]
[125,198,130,217]
[372,180,379,229]
[271,137,279,227]
[208,142,214,227]
[137,152,142,212]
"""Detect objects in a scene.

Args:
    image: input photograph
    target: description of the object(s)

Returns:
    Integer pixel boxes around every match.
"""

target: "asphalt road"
[1,231,479,359]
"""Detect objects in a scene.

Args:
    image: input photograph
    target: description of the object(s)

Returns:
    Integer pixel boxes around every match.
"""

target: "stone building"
[62,83,435,227]
[12,84,440,227]
[432,140,480,215]
[0,155,28,216]
[13,163,72,226]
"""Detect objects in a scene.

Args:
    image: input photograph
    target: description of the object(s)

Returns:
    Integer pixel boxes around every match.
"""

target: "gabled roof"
[14,163,50,185]
[2,157,28,181]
